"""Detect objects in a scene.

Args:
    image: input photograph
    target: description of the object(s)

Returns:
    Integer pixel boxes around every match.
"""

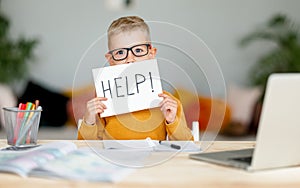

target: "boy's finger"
[158,93,167,98]
[97,97,108,101]
[159,98,177,107]
[98,103,107,109]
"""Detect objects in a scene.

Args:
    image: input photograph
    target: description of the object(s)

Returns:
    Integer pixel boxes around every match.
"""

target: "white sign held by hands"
[92,59,163,117]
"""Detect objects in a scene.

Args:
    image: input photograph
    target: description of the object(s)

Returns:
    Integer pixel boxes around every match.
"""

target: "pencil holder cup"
[2,107,42,146]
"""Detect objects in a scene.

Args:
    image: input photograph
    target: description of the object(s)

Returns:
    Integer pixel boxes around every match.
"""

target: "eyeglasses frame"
[108,43,152,61]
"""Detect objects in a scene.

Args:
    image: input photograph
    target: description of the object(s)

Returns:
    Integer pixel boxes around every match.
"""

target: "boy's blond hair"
[107,16,151,49]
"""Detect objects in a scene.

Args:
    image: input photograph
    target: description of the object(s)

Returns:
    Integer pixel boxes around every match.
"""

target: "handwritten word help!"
[101,72,155,99]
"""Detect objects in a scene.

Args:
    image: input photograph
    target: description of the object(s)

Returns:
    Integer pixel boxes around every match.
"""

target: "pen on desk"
[159,141,181,150]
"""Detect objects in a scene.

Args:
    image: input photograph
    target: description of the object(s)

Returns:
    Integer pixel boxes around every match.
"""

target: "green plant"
[240,14,300,91]
[0,12,38,84]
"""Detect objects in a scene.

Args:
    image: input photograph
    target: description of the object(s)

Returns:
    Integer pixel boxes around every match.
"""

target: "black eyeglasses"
[108,43,151,61]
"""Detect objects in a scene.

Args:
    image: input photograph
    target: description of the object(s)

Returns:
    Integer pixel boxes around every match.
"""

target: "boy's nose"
[125,51,135,63]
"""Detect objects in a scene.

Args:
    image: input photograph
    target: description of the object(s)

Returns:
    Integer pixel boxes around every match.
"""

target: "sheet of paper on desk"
[92,59,163,117]
[103,139,201,152]
[103,139,154,151]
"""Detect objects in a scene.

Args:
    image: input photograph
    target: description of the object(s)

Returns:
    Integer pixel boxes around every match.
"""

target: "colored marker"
[18,102,33,144]
[14,103,26,145]
[25,104,36,144]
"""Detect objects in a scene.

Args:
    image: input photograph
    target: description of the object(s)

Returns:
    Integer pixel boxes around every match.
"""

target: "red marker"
[14,103,26,144]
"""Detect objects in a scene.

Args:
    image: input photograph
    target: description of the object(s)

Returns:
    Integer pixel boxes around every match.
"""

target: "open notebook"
[0,141,134,182]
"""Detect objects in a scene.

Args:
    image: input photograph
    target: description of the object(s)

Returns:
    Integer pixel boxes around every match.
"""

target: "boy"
[78,16,193,140]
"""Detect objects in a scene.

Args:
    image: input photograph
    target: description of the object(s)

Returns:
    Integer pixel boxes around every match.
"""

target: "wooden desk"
[0,140,299,188]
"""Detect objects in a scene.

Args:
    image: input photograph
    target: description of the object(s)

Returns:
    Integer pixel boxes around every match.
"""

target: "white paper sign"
[92,59,163,117]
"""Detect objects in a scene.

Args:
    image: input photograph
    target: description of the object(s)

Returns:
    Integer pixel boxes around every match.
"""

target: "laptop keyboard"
[230,156,252,164]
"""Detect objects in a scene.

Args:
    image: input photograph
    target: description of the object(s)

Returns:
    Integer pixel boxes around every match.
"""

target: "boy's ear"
[149,47,157,58]
[105,53,110,60]
[105,53,114,66]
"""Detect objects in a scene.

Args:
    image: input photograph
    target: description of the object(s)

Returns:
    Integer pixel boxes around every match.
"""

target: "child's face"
[105,30,157,66]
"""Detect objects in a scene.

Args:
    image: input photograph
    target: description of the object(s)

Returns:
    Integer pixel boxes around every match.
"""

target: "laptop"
[190,73,300,171]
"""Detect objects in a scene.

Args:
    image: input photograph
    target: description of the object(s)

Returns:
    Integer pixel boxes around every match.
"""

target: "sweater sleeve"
[77,116,105,140]
[164,91,194,141]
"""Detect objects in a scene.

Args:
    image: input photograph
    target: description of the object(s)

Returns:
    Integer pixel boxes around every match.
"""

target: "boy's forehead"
[109,30,149,50]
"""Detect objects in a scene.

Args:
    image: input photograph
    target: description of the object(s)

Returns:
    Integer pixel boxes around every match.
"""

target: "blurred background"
[0,0,299,140]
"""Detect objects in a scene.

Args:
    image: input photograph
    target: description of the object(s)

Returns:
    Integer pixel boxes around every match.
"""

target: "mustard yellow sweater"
[78,91,193,140]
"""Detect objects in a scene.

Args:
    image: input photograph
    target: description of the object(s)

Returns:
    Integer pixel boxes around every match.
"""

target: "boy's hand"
[84,97,107,125]
[158,93,177,124]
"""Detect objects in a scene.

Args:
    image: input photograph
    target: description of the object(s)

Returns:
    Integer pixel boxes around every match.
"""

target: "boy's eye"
[134,48,144,54]
[114,50,125,56]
